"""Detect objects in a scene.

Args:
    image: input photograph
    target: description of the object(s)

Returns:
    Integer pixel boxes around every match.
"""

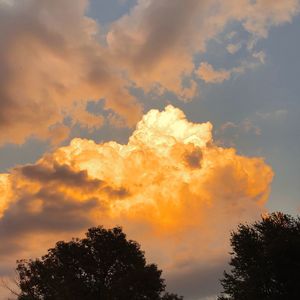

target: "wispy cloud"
[227,42,242,54]
[196,62,231,83]
[256,109,288,120]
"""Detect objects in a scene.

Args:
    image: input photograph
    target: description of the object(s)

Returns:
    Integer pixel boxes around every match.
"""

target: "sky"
[0,0,299,299]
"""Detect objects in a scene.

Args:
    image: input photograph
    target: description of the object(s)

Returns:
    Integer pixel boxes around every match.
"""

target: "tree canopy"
[218,212,300,300]
[16,226,182,300]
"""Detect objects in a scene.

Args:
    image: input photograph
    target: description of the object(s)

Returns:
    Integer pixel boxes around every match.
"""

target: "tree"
[16,226,182,300]
[161,293,183,300]
[218,212,300,300]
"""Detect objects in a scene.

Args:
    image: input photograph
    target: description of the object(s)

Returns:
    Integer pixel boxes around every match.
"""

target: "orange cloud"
[196,62,231,83]
[0,0,142,145]
[108,0,299,96]
[0,106,273,298]
[0,0,299,145]
[0,174,11,218]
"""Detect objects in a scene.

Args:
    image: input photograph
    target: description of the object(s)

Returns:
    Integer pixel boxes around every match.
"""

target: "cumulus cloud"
[0,106,273,299]
[0,0,299,145]
[0,174,10,218]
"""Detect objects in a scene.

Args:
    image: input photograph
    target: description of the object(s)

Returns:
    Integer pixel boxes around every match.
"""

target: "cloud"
[197,51,267,84]
[47,123,71,146]
[0,174,10,218]
[226,42,242,54]
[0,0,299,145]
[19,163,102,190]
[0,0,142,145]
[0,106,273,299]
[196,62,231,83]
[256,109,288,120]
[252,50,266,64]
[221,119,261,136]
[237,0,300,37]
[218,119,262,148]
[108,0,299,93]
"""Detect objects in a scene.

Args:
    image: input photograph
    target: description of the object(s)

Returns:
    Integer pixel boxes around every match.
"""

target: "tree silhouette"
[16,226,182,300]
[218,212,300,300]
[161,293,183,300]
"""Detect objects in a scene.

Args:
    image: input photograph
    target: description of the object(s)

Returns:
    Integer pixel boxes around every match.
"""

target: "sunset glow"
[0,0,299,299]
[0,106,273,296]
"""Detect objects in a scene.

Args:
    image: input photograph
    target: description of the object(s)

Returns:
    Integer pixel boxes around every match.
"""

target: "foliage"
[16,226,182,300]
[218,212,300,300]
[161,292,184,299]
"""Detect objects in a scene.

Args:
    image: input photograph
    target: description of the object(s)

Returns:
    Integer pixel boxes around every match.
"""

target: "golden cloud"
[0,106,273,297]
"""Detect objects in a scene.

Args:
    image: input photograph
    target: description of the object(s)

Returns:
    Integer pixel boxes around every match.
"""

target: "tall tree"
[218,212,300,300]
[16,226,182,300]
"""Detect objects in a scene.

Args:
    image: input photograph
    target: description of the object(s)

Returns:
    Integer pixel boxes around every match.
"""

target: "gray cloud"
[20,163,102,190]
[185,149,203,169]
[0,190,98,243]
